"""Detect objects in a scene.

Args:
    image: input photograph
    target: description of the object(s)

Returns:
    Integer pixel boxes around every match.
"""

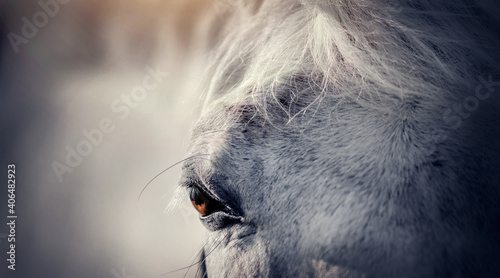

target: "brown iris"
[190,186,224,216]
[192,201,208,216]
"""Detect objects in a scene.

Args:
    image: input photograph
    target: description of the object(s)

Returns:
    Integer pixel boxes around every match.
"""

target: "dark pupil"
[190,187,209,205]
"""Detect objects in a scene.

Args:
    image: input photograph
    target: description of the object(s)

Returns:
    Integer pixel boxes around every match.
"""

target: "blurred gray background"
[0,0,221,277]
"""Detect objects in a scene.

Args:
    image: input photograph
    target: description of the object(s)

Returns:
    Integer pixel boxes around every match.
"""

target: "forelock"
[199,0,500,117]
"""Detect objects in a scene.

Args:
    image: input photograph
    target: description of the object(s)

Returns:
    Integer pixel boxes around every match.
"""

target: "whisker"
[194,249,207,278]
[194,252,205,278]
[193,233,230,278]
[161,232,230,276]
[190,234,228,278]
[183,239,212,278]
[136,153,209,214]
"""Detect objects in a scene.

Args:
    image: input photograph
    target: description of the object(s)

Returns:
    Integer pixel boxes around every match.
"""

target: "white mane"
[200,0,500,115]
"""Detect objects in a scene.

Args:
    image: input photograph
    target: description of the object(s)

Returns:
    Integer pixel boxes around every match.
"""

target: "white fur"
[183,1,500,277]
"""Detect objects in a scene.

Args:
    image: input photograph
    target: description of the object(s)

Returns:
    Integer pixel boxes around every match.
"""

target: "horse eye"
[189,186,225,216]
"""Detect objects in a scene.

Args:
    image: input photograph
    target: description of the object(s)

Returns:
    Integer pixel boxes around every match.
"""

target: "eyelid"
[199,211,243,231]
[181,171,243,217]
[186,179,223,204]
[183,174,238,209]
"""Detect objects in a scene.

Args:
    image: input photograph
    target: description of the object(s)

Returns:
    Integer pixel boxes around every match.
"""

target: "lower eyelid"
[200,211,243,231]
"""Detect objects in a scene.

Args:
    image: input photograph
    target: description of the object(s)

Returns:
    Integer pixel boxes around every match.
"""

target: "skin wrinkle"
[180,0,500,277]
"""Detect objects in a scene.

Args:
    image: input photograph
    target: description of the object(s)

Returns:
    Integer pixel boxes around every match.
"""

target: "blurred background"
[0,0,225,277]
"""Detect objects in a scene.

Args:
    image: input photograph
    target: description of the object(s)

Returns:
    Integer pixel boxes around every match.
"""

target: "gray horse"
[180,0,500,277]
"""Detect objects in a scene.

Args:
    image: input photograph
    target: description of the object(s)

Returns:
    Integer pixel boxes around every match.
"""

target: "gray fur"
[181,1,500,277]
